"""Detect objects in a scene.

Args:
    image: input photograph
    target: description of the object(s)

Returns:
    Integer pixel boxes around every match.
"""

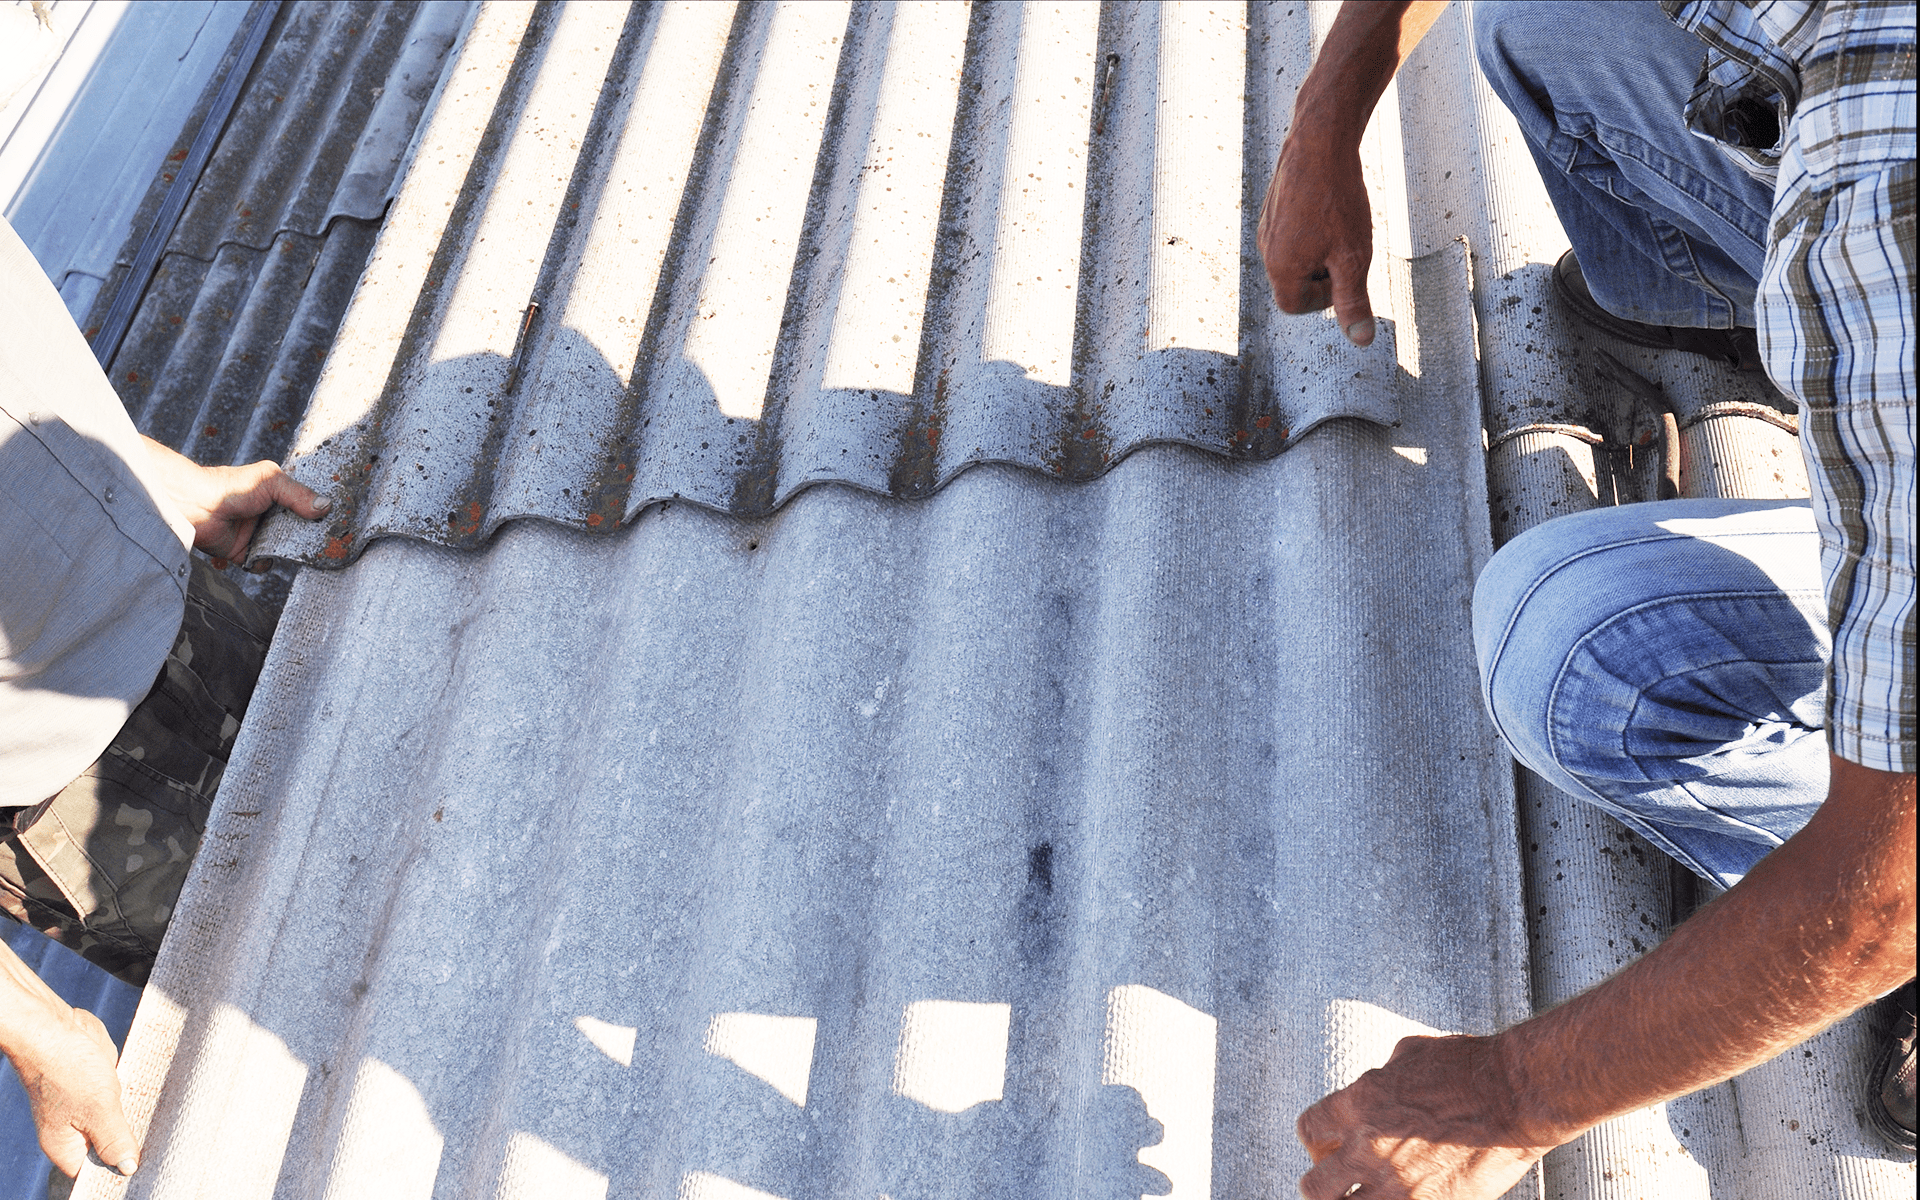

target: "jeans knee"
[1471,541,1572,769]
[1469,0,1550,100]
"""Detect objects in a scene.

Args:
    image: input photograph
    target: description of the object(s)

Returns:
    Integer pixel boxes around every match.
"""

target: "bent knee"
[1472,499,1822,775]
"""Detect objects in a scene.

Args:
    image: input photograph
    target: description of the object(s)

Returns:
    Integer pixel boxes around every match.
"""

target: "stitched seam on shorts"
[101,741,218,806]
[21,810,150,953]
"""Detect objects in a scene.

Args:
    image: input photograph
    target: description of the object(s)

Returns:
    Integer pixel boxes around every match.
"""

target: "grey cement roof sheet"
[255,0,1419,568]
[102,412,1528,1199]
[12,1,1908,1197]
[79,0,469,473]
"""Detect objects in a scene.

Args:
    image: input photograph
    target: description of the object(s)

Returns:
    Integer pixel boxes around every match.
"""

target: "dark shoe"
[1552,250,1763,370]
[1869,980,1917,1152]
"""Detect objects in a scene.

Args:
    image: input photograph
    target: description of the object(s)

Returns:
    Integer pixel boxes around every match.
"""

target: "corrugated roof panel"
[25,2,1910,1197]
[257,0,1421,567]
[90,397,1528,1199]
[110,226,385,468]
[0,0,251,317]
[161,0,473,259]
[79,0,467,385]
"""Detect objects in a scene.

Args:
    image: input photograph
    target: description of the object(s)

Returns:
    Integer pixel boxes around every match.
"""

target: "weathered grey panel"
[84,346,1529,1199]
[257,0,1425,568]
[161,0,471,260]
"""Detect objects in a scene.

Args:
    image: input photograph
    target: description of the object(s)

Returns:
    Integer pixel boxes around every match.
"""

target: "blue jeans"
[1472,0,1774,329]
[1467,4,1829,887]
[1473,501,1829,890]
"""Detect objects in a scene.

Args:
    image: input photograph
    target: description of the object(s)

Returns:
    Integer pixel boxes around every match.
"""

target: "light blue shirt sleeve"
[0,217,193,806]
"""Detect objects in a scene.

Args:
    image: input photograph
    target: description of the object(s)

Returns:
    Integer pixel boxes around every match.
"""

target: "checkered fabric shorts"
[0,557,270,985]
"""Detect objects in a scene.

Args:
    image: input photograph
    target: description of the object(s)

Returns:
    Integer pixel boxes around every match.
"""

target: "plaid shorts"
[0,557,270,985]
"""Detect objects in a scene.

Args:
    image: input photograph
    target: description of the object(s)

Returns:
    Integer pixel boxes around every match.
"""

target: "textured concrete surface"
[12,1,1910,1196]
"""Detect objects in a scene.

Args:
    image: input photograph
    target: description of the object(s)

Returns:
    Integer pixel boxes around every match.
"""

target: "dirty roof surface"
[22,1,1915,1198]
[257,0,1420,567]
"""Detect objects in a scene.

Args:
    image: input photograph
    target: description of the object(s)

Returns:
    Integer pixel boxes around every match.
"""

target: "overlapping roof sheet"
[86,0,469,474]
[0,0,251,318]
[26,1,1914,1198]
[257,0,1421,566]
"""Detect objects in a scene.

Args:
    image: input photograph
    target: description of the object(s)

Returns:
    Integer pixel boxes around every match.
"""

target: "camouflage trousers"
[0,558,270,985]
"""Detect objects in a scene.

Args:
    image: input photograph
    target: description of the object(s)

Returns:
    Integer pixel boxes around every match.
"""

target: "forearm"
[1259,0,1448,330]
[0,939,77,1059]
[1292,1,1448,148]
[1499,755,1918,1143]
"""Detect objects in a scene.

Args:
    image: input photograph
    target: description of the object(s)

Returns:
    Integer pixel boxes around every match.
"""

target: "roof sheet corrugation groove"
[257,0,1443,569]
[81,0,467,472]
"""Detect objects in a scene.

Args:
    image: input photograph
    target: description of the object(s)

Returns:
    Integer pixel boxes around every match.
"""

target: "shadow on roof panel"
[256,0,1438,569]
[40,3,1915,1198]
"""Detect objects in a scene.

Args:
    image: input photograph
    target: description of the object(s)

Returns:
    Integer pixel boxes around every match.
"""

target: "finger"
[1328,252,1376,346]
[40,1122,85,1180]
[70,1011,142,1176]
[257,464,332,520]
[1385,1033,1439,1064]
[1269,271,1333,316]
[225,514,260,563]
[1297,1098,1341,1160]
[1299,1151,1376,1200]
[82,1112,142,1178]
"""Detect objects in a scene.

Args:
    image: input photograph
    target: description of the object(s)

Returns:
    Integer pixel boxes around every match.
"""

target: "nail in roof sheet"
[257,0,1440,568]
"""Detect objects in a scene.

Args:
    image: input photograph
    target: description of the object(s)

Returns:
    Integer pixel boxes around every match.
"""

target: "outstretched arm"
[1296,755,1918,1200]
[1257,0,1446,345]
[0,940,140,1179]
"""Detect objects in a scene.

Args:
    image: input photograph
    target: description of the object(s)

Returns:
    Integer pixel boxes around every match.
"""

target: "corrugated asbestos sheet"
[38,2,1911,1199]
[100,336,1528,1200]
[257,0,1424,566]
[81,0,471,475]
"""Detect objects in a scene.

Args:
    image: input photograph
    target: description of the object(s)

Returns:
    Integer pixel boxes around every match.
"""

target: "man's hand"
[12,1003,139,1179]
[1296,1034,1557,1200]
[1258,133,1377,344]
[1257,0,1446,346]
[1293,756,1915,1199]
[0,942,139,1179]
[141,436,331,564]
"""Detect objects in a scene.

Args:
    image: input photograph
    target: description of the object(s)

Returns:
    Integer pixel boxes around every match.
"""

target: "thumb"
[39,1107,140,1182]
[81,1113,142,1180]
[1329,253,1376,347]
[252,463,332,521]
